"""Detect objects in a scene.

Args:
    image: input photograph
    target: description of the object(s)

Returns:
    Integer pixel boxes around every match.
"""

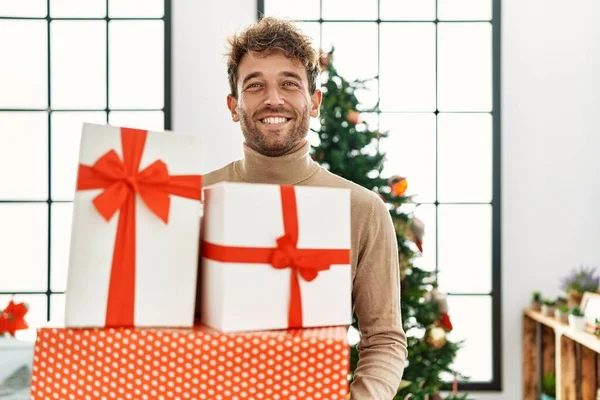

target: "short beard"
[238,106,310,157]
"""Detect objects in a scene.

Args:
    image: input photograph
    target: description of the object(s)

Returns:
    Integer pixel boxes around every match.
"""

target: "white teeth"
[262,117,287,124]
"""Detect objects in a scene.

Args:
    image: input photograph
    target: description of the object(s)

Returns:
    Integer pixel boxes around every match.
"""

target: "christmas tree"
[311,49,470,400]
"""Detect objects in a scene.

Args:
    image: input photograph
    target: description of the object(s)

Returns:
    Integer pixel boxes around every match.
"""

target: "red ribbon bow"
[202,185,349,328]
[76,127,202,327]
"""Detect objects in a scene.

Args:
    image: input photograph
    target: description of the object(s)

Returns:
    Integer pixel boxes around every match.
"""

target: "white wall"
[173,0,600,399]
[172,0,255,173]
[476,1,600,399]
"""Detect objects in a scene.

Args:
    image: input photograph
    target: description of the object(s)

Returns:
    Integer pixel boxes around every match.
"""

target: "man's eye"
[283,81,299,87]
[247,83,262,89]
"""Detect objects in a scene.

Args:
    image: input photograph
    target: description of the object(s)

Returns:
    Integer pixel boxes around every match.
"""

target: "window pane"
[50,294,66,325]
[51,111,107,201]
[380,0,435,21]
[412,204,436,272]
[446,295,493,382]
[109,20,164,109]
[108,0,164,18]
[322,0,377,20]
[437,205,491,293]
[0,112,48,200]
[0,204,48,291]
[438,0,493,21]
[0,20,48,109]
[0,294,48,330]
[51,203,73,292]
[438,23,492,112]
[379,113,436,203]
[109,111,164,132]
[50,0,106,18]
[0,0,47,17]
[438,113,492,202]
[322,23,378,82]
[264,0,320,20]
[380,23,436,112]
[295,22,321,51]
[51,21,107,110]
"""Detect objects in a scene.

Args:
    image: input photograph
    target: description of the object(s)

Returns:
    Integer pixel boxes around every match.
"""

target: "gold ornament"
[426,326,447,349]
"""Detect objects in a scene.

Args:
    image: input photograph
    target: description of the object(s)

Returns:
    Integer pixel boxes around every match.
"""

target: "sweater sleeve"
[349,195,408,399]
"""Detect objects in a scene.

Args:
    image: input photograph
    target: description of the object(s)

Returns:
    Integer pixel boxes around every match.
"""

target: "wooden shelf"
[523,308,599,400]
[524,308,600,353]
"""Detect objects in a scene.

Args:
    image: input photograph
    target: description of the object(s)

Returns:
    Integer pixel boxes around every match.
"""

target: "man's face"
[227,51,322,157]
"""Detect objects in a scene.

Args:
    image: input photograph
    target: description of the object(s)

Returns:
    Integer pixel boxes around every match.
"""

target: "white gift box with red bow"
[64,123,203,328]
[199,182,352,333]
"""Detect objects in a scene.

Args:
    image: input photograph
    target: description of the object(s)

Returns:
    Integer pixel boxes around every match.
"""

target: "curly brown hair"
[226,17,320,98]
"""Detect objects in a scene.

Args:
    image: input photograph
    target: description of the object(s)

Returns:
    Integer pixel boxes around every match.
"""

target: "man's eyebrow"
[241,72,263,86]
[280,71,303,81]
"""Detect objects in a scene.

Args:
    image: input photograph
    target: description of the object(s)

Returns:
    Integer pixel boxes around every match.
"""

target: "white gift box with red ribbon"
[199,181,352,333]
[64,123,203,328]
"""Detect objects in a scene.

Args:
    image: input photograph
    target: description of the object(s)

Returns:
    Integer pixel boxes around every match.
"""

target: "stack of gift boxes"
[29,123,352,399]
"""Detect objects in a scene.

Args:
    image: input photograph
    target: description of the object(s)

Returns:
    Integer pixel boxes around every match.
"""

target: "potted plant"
[541,299,555,316]
[568,306,586,332]
[554,304,569,323]
[531,291,542,311]
[555,296,567,307]
[541,372,556,400]
[560,265,599,307]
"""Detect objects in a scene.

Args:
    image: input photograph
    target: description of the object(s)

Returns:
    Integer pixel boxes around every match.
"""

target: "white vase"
[568,315,586,332]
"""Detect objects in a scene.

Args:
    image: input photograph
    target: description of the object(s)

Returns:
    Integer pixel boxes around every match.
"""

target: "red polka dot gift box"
[29,325,350,399]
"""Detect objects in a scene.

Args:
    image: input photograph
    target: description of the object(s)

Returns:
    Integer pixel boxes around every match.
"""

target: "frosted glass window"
[264,0,320,20]
[0,204,48,291]
[108,0,164,18]
[438,0,493,21]
[438,23,493,112]
[0,20,48,109]
[109,20,164,109]
[438,113,493,202]
[0,0,47,17]
[447,295,493,381]
[51,203,73,292]
[380,23,436,112]
[50,0,106,18]
[51,112,107,201]
[322,0,377,20]
[380,0,436,20]
[438,205,492,293]
[109,111,165,132]
[379,113,436,203]
[51,21,107,109]
[0,112,48,200]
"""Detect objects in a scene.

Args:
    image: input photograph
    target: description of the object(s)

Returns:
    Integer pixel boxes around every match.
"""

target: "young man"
[202,17,408,398]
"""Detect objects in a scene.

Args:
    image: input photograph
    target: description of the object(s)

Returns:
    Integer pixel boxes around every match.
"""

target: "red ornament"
[439,312,453,331]
[0,300,29,336]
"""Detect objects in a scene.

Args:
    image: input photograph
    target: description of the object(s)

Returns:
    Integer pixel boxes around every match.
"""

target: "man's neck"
[236,140,320,185]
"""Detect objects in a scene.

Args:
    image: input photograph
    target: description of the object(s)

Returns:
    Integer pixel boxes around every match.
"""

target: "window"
[0,1,171,331]
[258,0,502,390]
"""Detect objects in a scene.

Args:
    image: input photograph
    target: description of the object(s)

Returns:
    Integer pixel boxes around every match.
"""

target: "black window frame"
[0,0,172,323]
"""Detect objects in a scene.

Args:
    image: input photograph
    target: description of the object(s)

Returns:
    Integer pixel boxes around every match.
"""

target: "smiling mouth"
[260,117,292,125]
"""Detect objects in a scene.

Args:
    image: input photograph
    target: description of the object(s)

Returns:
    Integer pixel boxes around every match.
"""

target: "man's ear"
[310,89,322,118]
[227,94,240,122]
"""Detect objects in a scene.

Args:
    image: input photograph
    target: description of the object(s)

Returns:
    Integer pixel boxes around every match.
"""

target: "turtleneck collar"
[235,140,320,185]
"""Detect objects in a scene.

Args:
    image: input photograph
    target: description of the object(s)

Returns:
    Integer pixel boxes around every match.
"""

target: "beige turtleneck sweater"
[201,141,408,399]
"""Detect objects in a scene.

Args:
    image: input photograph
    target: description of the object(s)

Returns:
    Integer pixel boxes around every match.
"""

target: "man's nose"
[264,86,285,106]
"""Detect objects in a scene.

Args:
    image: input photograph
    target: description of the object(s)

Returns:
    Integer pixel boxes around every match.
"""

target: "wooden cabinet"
[523,309,599,400]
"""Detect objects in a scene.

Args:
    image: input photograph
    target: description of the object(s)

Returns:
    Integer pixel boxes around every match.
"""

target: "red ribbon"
[202,185,350,328]
[76,127,202,327]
